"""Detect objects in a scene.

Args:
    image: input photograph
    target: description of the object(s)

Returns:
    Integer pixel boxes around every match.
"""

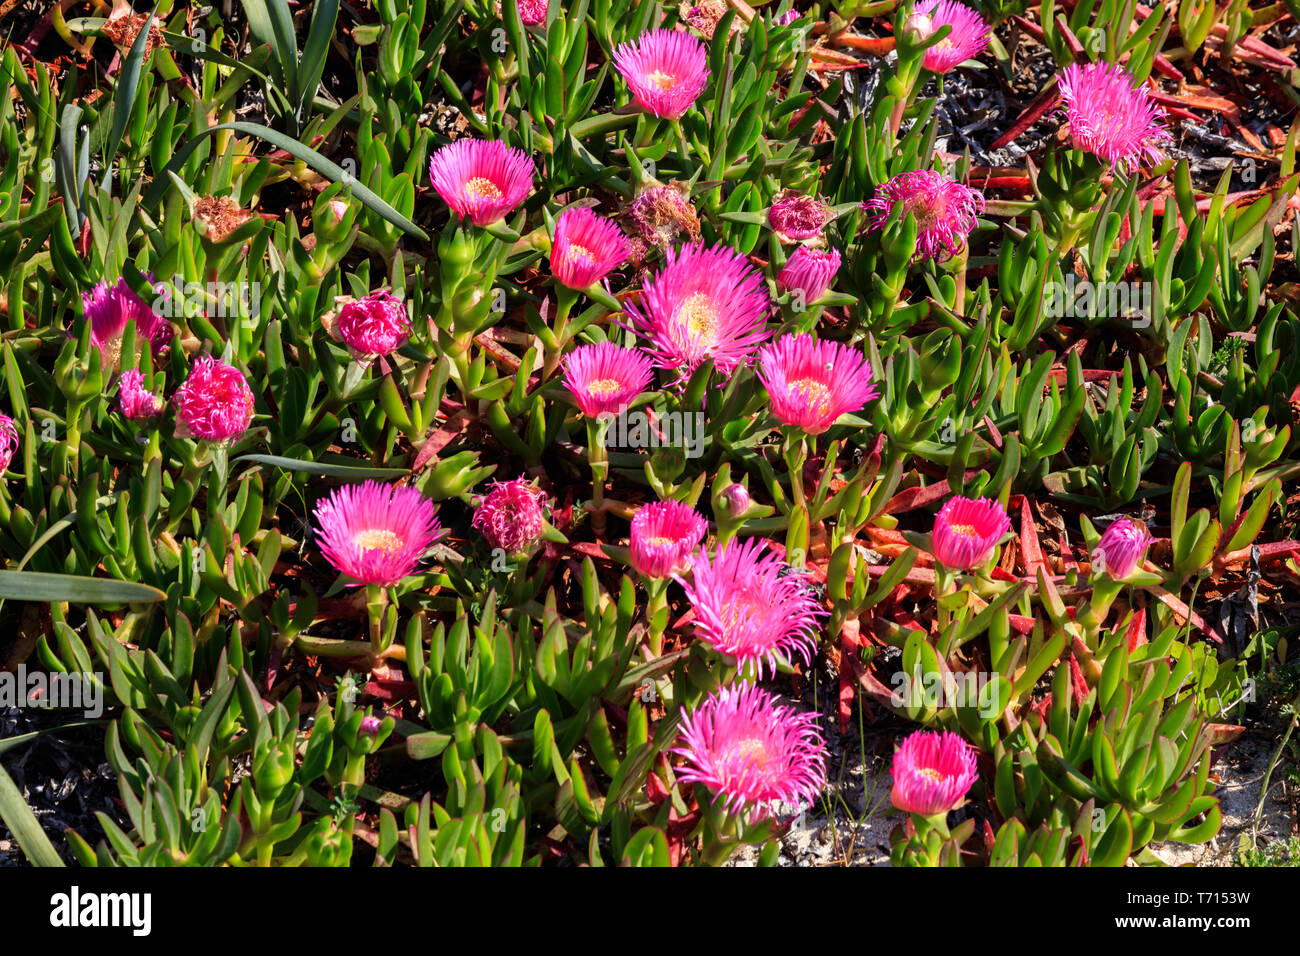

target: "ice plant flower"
[768,190,834,242]
[912,0,990,73]
[625,242,770,381]
[551,208,629,289]
[1091,517,1153,580]
[314,481,443,588]
[625,183,701,260]
[359,715,383,737]
[117,370,163,420]
[678,537,826,676]
[890,729,979,817]
[863,169,985,263]
[561,342,655,418]
[630,499,708,578]
[672,682,827,817]
[428,139,535,226]
[931,495,1011,569]
[497,0,548,24]
[613,29,710,120]
[757,334,878,435]
[81,277,172,370]
[776,246,842,304]
[472,478,548,556]
[336,291,411,358]
[172,355,256,442]
[193,195,255,243]
[722,483,750,516]
[0,413,17,475]
[1057,61,1171,172]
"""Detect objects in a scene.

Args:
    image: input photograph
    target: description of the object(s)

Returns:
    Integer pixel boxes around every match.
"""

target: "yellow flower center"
[354,529,405,554]
[643,535,678,547]
[789,377,833,416]
[566,242,595,265]
[678,292,719,343]
[647,70,676,91]
[917,766,945,783]
[586,378,625,398]
[464,176,503,201]
[950,522,979,538]
[724,735,768,769]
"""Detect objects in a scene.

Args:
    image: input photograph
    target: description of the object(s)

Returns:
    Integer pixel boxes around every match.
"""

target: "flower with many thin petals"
[498,0,548,24]
[625,242,770,381]
[613,29,710,120]
[81,277,173,371]
[552,208,629,289]
[757,333,878,435]
[672,682,827,817]
[890,729,979,816]
[428,139,534,226]
[473,478,548,556]
[1057,61,1171,173]
[1091,517,1153,580]
[768,191,834,242]
[117,370,164,421]
[678,537,826,676]
[561,342,655,418]
[630,499,708,578]
[0,413,18,475]
[912,0,990,73]
[931,495,1011,570]
[314,480,444,588]
[336,291,411,358]
[172,355,255,442]
[777,246,842,304]
[863,169,985,263]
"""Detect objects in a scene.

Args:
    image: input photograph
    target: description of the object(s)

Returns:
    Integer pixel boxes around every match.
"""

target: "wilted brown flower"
[193,196,256,243]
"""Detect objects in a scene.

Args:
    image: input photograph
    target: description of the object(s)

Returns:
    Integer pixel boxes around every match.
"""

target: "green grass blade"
[0,571,166,604]
[0,762,65,867]
[100,6,155,190]
[234,454,409,479]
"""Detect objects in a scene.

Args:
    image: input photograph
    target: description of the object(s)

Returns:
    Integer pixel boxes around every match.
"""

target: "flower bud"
[722,483,751,516]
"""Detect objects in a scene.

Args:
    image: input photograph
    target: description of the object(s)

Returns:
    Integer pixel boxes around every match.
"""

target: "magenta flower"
[721,483,750,516]
[863,169,984,263]
[776,246,842,304]
[551,208,629,290]
[913,0,990,73]
[890,729,979,817]
[314,480,444,588]
[757,333,878,435]
[768,191,834,242]
[1057,61,1171,173]
[561,342,655,418]
[0,413,18,475]
[625,242,770,381]
[673,682,827,817]
[117,370,164,421]
[613,28,710,120]
[678,537,826,677]
[1091,517,1153,580]
[630,499,708,578]
[336,291,411,358]
[81,277,172,371]
[931,495,1011,570]
[359,715,383,736]
[473,478,548,556]
[172,356,255,442]
[428,139,534,226]
[507,0,549,25]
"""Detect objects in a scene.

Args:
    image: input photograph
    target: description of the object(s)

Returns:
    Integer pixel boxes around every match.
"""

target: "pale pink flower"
[1057,61,1171,173]
[776,246,841,304]
[863,169,984,263]
[757,333,878,435]
[551,208,629,289]
[613,29,710,120]
[672,682,827,817]
[117,370,164,421]
[337,291,411,358]
[1091,517,1153,580]
[314,480,444,588]
[890,729,979,816]
[561,342,655,418]
[722,483,750,516]
[768,191,833,242]
[428,139,534,226]
[931,495,1011,570]
[0,413,18,475]
[630,499,708,578]
[473,478,548,556]
[913,0,990,73]
[81,277,172,371]
[172,356,255,442]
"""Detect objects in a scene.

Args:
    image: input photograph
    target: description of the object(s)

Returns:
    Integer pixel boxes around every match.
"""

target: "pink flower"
[774,9,800,26]
[630,499,708,578]
[551,208,629,289]
[672,682,827,817]
[625,242,770,381]
[337,291,411,358]
[613,28,710,120]
[172,356,255,442]
[0,413,18,475]
[1091,517,1153,580]
[891,730,979,816]
[776,246,841,303]
[359,715,383,736]
[428,138,534,226]
[509,0,549,25]
[768,191,834,242]
[757,333,878,435]
[722,483,750,516]
[472,478,548,556]
[913,0,990,73]
[931,495,1011,570]
[678,537,826,677]
[862,169,984,263]
[314,480,444,588]
[1057,61,1171,173]
[117,370,164,420]
[561,342,655,418]
[81,277,172,371]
